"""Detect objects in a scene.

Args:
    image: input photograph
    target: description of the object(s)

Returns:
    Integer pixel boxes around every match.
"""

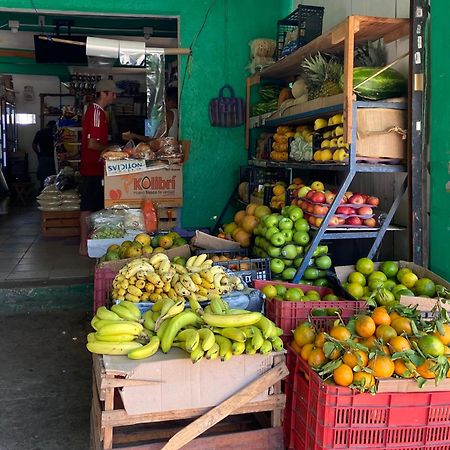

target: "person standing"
[32,120,56,189]
[79,79,120,256]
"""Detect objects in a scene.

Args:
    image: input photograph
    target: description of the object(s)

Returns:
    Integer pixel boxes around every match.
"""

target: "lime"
[368,279,384,291]
[261,284,277,299]
[305,290,321,301]
[315,255,332,270]
[355,257,374,276]
[300,279,313,285]
[346,283,364,299]
[383,280,397,291]
[400,272,419,289]
[363,286,370,295]
[380,261,399,278]
[392,284,407,296]
[285,287,304,301]
[418,335,445,357]
[313,278,329,287]
[368,271,388,283]
[282,267,296,281]
[394,289,415,301]
[304,267,320,280]
[322,294,339,301]
[311,308,328,316]
[275,284,287,298]
[326,308,341,316]
[414,278,436,297]
[375,288,396,307]
[397,267,412,283]
[347,271,367,286]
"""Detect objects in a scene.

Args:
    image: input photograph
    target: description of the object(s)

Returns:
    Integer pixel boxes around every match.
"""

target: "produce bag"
[209,85,245,127]
[89,210,126,239]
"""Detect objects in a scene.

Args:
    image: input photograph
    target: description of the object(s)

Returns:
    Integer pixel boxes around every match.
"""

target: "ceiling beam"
[0,48,34,59]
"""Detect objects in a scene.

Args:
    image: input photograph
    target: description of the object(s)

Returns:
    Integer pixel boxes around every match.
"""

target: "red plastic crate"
[253,280,367,339]
[286,345,450,450]
[93,266,116,312]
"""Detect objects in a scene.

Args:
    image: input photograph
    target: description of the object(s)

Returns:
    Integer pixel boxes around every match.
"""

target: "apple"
[311,181,325,191]
[294,218,309,232]
[340,196,348,205]
[306,190,316,200]
[278,217,293,230]
[311,192,326,204]
[307,216,316,226]
[361,194,369,203]
[293,230,310,246]
[313,204,329,215]
[281,244,298,260]
[358,206,373,215]
[346,216,363,226]
[266,245,282,258]
[289,206,303,221]
[292,189,299,197]
[336,206,349,215]
[315,217,324,227]
[298,186,312,198]
[348,194,365,205]
[345,191,353,198]
[324,192,336,205]
[270,232,286,247]
[364,218,377,227]
[264,214,279,228]
[265,226,279,240]
[306,203,315,214]
[329,216,340,226]
[270,258,285,274]
[281,229,293,242]
[337,217,346,225]
[367,196,380,206]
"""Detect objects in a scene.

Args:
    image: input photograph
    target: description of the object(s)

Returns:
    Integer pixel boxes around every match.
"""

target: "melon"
[234,210,247,225]
[234,230,251,248]
[241,215,258,233]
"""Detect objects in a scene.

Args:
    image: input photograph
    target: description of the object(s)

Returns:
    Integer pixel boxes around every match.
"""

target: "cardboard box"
[102,349,281,415]
[105,159,148,176]
[335,261,450,312]
[104,164,183,208]
[356,108,407,160]
[191,230,241,251]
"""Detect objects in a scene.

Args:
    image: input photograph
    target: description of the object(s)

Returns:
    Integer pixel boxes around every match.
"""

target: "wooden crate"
[90,353,288,450]
[157,206,180,231]
[41,210,80,237]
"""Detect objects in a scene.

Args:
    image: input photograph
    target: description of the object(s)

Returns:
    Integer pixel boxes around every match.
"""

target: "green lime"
[348,271,367,286]
[414,278,436,297]
[305,290,321,301]
[383,279,397,291]
[313,278,329,287]
[394,289,415,301]
[322,294,339,301]
[285,287,304,301]
[397,267,412,282]
[368,271,388,283]
[380,261,399,278]
[315,255,332,270]
[346,283,364,299]
[368,279,384,291]
[326,308,341,316]
[311,308,328,316]
[275,285,287,298]
[355,257,374,276]
[304,267,320,280]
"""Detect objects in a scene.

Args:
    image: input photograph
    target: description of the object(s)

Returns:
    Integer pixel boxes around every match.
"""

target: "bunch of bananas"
[87,297,284,363]
[111,253,245,304]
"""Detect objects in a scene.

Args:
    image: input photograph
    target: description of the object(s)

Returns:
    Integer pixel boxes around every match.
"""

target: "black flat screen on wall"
[34,35,87,64]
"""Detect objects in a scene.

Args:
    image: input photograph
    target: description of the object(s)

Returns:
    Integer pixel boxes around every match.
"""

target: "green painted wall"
[430,0,450,280]
[1,0,291,229]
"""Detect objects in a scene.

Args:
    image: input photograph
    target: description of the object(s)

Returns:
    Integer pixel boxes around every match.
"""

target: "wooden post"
[103,387,115,450]
[343,16,357,144]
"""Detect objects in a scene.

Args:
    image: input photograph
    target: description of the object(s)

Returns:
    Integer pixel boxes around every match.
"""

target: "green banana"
[160,311,202,353]
[120,301,142,320]
[159,298,176,318]
[96,321,143,337]
[152,300,164,312]
[87,340,142,355]
[95,333,137,342]
[188,295,203,314]
[91,316,100,330]
[127,336,160,360]
[156,318,170,339]
[251,326,264,350]
[197,328,215,351]
[152,311,160,321]
[241,327,255,338]
[255,316,275,339]
[111,304,139,321]
[260,340,273,354]
[214,335,232,361]
[87,332,97,343]
[210,297,225,314]
[272,336,284,352]
[226,309,252,315]
[202,312,262,328]
[142,310,156,331]
[245,340,257,355]
[190,346,204,364]
[215,327,247,343]
[96,306,123,321]
[205,342,220,360]
[231,341,245,355]
[174,329,200,352]
[155,299,185,331]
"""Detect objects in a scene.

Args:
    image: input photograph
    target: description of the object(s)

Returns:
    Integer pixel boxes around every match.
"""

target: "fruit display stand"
[41,210,80,237]
[285,346,450,450]
[245,15,411,283]
[90,351,288,450]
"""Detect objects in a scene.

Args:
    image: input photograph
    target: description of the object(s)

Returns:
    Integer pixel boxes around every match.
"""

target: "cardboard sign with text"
[105,159,147,176]
[104,164,183,208]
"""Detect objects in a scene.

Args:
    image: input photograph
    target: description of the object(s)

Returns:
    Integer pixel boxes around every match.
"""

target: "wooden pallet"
[90,353,288,450]
[41,210,80,237]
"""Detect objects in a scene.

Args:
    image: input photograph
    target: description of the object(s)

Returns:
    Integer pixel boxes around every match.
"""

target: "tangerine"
[343,349,369,368]
[371,307,391,326]
[333,363,354,386]
[314,332,328,348]
[330,326,352,341]
[359,335,377,349]
[433,323,450,346]
[388,336,411,353]
[389,311,402,322]
[300,343,315,361]
[368,355,395,378]
[293,323,316,347]
[329,347,341,360]
[391,317,412,335]
[353,371,375,388]
[307,348,327,368]
[394,359,415,378]
[375,324,398,342]
[355,315,376,338]
[416,359,436,379]
[290,340,302,355]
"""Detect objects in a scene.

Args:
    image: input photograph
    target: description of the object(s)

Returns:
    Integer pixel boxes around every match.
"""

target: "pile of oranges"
[291,306,450,393]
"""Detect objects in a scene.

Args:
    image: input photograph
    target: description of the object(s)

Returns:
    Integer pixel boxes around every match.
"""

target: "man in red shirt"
[79,79,120,255]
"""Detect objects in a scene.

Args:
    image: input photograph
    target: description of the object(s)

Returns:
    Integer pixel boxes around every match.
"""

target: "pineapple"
[354,40,387,67]
[301,52,343,100]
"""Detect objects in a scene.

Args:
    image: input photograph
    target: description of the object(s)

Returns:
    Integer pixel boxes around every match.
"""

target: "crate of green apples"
[253,280,367,340]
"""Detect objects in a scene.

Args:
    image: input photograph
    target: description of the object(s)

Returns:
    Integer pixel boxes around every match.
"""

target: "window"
[16,114,36,125]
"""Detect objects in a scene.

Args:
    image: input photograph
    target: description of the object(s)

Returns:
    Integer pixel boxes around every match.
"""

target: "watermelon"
[259,85,281,101]
[352,67,407,101]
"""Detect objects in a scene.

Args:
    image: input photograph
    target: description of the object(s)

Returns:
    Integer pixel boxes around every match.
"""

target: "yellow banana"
[135,279,146,290]
[226,308,252,315]
[174,282,190,297]
[172,263,188,274]
[142,310,156,331]
[120,301,142,320]
[111,304,139,320]
[125,293,141,303]
[146,273,164,288]
[260,340,273,354]
[96,306,122,321]
[128,276,137,285]
[232,341,246,355]
[95,333,137,342]
[87,340,142,355]
[201,279,214,290]
[255,316,275,339]
[155,288,163,295]
[96,321,143,337]
[213,273,224,289]
[163,299,185,319]
[272,336,284,352]
[160,311,202,353]
[245,340,257,355]
[209,266,225,275]
[190,346,204,363]
[197,287,208,297]
[94,319,139,330]
[214,335,232,361]
[199,260,214,270]
[160,268,176,283]
[87,332,97,343]
[205,342,220,360]
[127,285,143,297]
[117,288,126,297]
[197,328,215,351]
[156,318,170,340]
[162,282,171,293]
[141,292,150,301]
[190,273,202,285]
[180,274,198,292]
[250,326,264,350]
[185,255,197,268]
[241,326,255,339]
[149,293,162,302]
[216,327,247,343]
[202,312,262,328]
[127,336,160,360]
[149,253,169,268]
[136,270,147,280]
[167,288,178,301]
[125,262,154,278]
[188,295,203,315]
[200,270,214,284]
[159,298,176,318]
[193,253,207,267]
[171,272,180,287]
[174,329,199,352]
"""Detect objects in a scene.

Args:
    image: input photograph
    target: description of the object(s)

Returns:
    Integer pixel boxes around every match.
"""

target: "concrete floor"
[0,206,94,450]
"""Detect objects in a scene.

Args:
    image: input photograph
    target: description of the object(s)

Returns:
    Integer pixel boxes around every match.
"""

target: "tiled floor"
[0,206,94,284]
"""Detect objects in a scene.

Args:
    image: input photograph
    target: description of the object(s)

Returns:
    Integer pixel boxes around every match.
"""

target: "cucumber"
[352,67,407,101]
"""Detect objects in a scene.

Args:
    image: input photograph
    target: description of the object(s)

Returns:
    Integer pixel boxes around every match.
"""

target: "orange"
[388,336,411,354]
[293,323,316,347]
[389,311,402,322]
[300,343,315,361]
[394,359,415,378]
[273,184,285,196]
[333,364,354,387]
[368,355,395,378]
[444,346,450,355]
[433,324,450,346]
[307,348,327,368]
[314,332,327,348]
[353,371,375,389]
[355,315,376,338]
[391,317,412,335]
[359,335,377,350]
[329,347,341,360]
[290,340,302,355]
[343,349,369,368]
[375,324,398,342]
[234,210,247,225]
[371,307,391,326]
[379,344,390,355]
[416,359,436,379]
[330,326,352,341]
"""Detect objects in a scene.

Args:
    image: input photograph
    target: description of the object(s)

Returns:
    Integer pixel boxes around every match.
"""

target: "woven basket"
[250,39,276,58]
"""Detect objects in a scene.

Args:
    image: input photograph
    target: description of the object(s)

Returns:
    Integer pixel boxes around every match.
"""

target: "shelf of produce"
[260,15,409,80]
[313,224,406,240]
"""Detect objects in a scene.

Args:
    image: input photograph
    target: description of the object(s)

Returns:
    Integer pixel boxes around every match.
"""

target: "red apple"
[306,190,316,200]
[307,203,315,214]
[348,194,365,205]
[324,192,336,205]
[363,218,377,227]
[358,206,373,215]
[361,194,369,203]
[315,217,324,227]
[337,217,346,225]
[340,196,348,205]
[336,206,356,215]
[311,192,326,204]
[366,196,380,207]
[329,216,340,226]
[304,213,310,221]
[308,215,317,226]
[314,205,330,215]
[345,191,353,198]
[346,216,363,226]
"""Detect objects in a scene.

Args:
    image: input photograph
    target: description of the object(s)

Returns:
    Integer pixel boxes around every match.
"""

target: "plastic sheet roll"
[119,40,146,66]
[86,37,119,59]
